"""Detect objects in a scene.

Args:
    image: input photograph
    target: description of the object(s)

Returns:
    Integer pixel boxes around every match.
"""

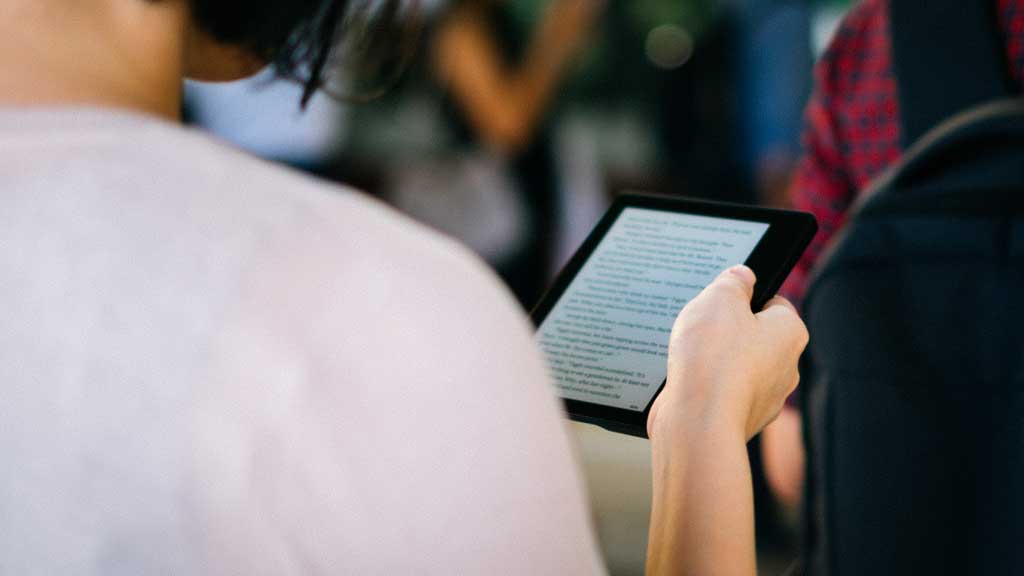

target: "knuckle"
[779,307,810,349]
[711,276,747,298]
[797,321,810,348]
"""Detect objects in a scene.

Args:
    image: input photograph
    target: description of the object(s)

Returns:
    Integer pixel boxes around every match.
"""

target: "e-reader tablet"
[531,193,817,438]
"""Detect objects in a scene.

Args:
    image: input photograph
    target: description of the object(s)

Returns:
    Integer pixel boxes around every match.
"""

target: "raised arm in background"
[431,0,600,154]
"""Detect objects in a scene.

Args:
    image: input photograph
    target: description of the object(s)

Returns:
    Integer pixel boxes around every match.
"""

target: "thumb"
[706,265,756,304]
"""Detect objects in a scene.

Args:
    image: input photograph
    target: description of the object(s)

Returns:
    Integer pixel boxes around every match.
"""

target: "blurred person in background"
[430,0,602,307]
[761,0,1024,514]
[0,0,810,574]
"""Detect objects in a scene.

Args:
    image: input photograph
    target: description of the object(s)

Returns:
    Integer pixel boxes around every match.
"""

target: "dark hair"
[190,0,418,106]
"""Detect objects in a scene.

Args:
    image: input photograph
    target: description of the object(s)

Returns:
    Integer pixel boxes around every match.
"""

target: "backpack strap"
[890,0,1014,148]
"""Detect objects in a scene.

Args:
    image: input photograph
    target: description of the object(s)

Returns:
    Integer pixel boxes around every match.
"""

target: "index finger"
[756,296,809,350]
[759,295,798,315]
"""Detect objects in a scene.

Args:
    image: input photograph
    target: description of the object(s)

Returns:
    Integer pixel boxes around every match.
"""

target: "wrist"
[650,375,750,448]
[650,401,746,452]
[647,415,757,576]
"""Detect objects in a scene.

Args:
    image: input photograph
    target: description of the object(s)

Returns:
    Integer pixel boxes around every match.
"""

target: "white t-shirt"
[0,107,605,575]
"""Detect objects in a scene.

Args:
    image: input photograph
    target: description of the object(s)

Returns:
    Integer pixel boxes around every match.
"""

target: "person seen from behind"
[759,0,1024,510]
[0,0,806,573]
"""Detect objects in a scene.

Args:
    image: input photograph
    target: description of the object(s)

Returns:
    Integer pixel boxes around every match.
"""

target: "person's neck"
[0,1,190,121]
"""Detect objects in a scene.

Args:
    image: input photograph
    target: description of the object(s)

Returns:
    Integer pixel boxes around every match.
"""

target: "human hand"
[647,266,808,443]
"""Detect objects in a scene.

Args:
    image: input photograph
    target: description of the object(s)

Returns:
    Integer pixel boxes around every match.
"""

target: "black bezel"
[530,193,818,438]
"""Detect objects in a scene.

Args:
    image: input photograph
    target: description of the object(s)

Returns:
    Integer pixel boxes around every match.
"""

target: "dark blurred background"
[184,1,853,572]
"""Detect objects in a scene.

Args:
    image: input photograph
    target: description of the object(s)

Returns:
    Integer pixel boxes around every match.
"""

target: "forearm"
[435,3,587,154]
[645,266,806,575]
[646,416,756,576]
[473,17,574,152]
[509,12,579,130]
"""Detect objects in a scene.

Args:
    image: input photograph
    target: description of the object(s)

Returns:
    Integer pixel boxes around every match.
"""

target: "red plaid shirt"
[781,0,1024,303]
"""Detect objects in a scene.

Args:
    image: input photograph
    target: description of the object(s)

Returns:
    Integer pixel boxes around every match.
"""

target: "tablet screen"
[536,208,770,412]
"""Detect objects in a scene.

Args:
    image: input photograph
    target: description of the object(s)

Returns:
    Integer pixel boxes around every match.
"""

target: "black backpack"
[800,1,1024,574]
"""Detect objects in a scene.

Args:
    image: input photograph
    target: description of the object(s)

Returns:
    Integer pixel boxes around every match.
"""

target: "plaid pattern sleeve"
[781,0,899,303]
[781,0,1024,304]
